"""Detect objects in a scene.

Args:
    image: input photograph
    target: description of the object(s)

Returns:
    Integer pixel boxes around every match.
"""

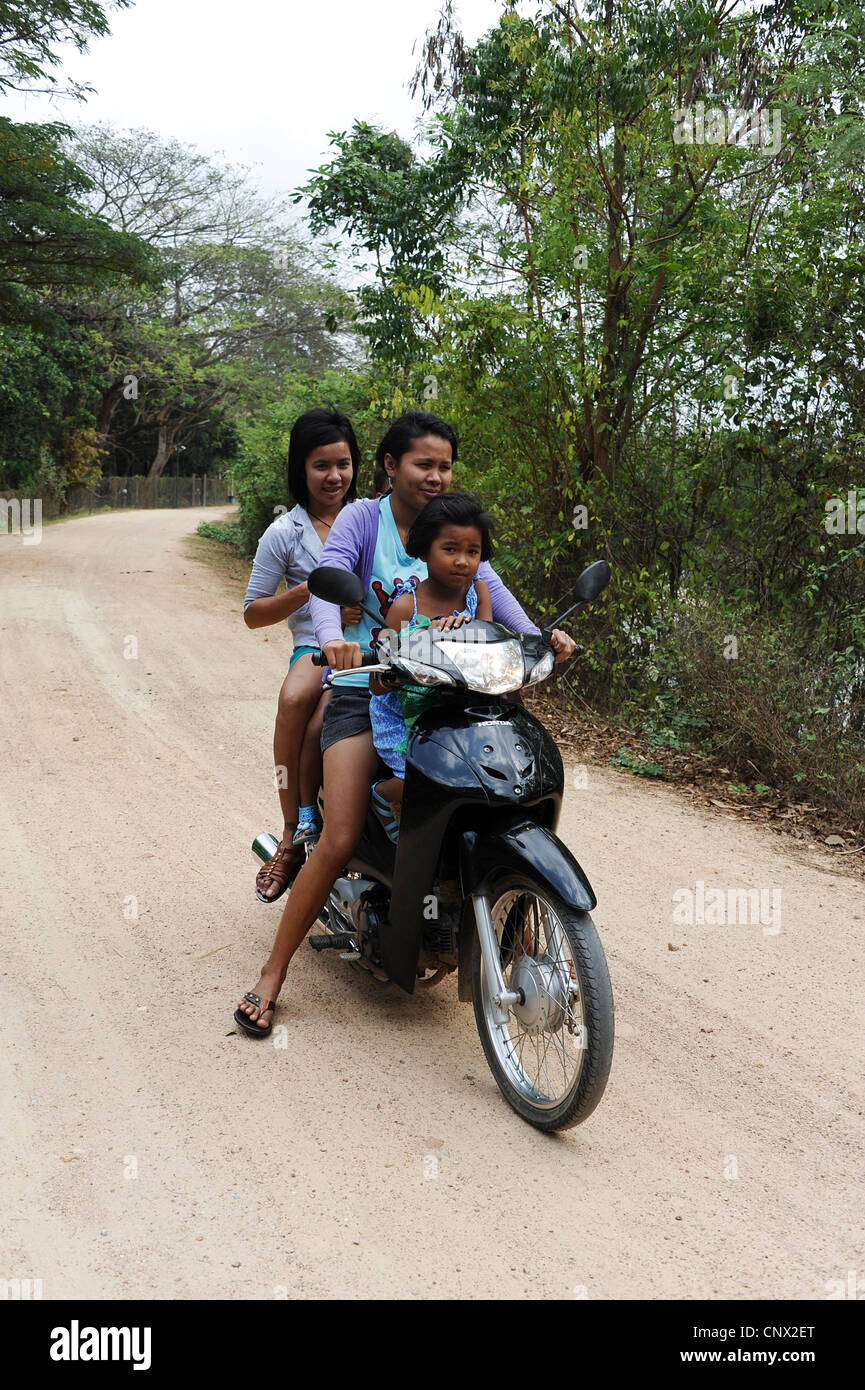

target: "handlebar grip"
[311,649,379,667]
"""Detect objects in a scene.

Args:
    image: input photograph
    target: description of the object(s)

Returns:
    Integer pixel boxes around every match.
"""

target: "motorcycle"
[252,560,614,1131]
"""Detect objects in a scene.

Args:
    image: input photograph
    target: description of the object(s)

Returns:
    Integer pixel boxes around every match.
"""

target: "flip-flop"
[370,782,400,843]
[233,991,277,1039]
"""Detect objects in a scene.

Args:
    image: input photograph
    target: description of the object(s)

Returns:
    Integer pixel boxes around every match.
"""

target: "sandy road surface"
[0,507,863,1302]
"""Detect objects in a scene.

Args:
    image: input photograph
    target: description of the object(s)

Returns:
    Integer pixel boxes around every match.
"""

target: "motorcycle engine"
[329,875,388,961]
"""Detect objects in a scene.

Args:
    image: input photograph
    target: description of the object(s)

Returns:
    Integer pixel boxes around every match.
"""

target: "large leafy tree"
[399,0,865,481]
[302,120,462,365]
[305,0,865,581]
[0,116,156,322]
[0,3,153,321]
[62,125,355,477]
[0,2,160,492]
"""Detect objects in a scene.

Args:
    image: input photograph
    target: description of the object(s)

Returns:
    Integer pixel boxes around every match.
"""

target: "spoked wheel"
[471,875,614,1131]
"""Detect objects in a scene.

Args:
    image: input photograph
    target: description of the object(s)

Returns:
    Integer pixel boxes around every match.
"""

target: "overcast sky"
[6,0,511,201]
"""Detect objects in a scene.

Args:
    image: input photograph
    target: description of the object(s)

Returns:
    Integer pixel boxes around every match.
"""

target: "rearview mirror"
[307,565,365,607]
[573,560,610,604]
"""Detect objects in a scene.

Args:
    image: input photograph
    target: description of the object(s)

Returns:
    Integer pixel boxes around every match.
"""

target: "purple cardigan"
[309,497,540,648]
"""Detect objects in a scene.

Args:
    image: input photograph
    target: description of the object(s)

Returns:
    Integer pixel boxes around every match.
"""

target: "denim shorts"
[320,685,373,754]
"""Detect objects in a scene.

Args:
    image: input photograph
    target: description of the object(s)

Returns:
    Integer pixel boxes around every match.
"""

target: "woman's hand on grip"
[323,639,362,670]
[549,628,576,663]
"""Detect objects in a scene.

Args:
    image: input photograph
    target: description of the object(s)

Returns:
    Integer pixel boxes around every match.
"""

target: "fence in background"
[0,475,232,521]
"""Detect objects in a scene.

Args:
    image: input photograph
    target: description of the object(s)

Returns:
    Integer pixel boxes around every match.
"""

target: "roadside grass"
[184,528,250,589]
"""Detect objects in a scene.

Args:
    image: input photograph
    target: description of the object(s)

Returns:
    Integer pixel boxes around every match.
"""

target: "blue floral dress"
[370,576,478,778]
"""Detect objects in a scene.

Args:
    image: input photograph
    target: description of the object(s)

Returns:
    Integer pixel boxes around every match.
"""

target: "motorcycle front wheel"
[471,874,614,1131]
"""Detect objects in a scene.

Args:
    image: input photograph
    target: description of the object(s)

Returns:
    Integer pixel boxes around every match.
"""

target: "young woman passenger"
[235,411,576,1035]
[242,408,361,905]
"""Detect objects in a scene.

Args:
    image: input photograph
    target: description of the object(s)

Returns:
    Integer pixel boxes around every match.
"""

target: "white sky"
[5,0,511,201]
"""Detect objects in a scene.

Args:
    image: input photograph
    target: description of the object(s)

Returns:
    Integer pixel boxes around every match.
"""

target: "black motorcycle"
[252,560,614,1131]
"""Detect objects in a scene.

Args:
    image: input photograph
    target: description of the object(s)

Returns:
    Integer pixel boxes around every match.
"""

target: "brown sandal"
[255,840,305,903]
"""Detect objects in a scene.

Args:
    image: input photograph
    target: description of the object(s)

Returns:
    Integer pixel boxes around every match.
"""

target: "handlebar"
[311,649,380,668]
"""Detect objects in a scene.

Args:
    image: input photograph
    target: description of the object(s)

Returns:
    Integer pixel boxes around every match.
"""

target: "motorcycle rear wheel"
[471,874,614,1131]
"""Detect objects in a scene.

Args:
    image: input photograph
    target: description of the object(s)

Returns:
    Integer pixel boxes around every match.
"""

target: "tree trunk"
[95,382,126,467]
[147,415,183,481]
[147,425,171,481]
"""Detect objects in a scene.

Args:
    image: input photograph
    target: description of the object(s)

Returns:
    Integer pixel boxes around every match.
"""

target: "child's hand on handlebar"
[323,639,362,670]
[431,613,469,631]
[549,628,577,663]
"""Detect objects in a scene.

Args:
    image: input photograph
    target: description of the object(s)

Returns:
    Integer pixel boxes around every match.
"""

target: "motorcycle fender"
[456,821,597,1002]
[457,821,597,1004]
[458,822,597,911]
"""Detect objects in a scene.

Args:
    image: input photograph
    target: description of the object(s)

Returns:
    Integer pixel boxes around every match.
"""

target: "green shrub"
[197,520,242,546]
[626,596,865,819]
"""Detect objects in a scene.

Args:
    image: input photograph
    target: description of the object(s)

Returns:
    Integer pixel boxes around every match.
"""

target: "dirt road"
[0,507,862,1300]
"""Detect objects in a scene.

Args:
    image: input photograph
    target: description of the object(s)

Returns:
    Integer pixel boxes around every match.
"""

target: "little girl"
[369,492,493,840]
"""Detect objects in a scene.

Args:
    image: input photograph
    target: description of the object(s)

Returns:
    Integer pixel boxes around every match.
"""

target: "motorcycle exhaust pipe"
[251,832,279,864]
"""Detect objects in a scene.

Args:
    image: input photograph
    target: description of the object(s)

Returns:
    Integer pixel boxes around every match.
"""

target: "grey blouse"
[243,503,325,649]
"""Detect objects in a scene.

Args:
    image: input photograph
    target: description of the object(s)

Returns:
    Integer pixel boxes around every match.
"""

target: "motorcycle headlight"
[436,637,525,693]
[396,656,456,686]
[526,649,554,685]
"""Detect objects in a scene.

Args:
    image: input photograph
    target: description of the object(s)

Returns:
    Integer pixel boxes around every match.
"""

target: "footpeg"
[309,932,354,951]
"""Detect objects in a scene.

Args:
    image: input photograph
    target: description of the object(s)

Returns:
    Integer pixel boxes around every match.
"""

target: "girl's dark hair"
[406,492,493,562]
[287,408,359,508]
[375,410,458,470]
[372,463,391,496]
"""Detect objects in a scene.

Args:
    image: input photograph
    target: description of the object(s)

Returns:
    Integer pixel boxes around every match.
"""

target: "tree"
[0,117,156,323]
[0,115,157,495]
[63,125,355,478]
[0,0,131,99]
[0,318,106,491]
[399,0,865,484]
[304,1,865,593]
[302,120,462,365]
